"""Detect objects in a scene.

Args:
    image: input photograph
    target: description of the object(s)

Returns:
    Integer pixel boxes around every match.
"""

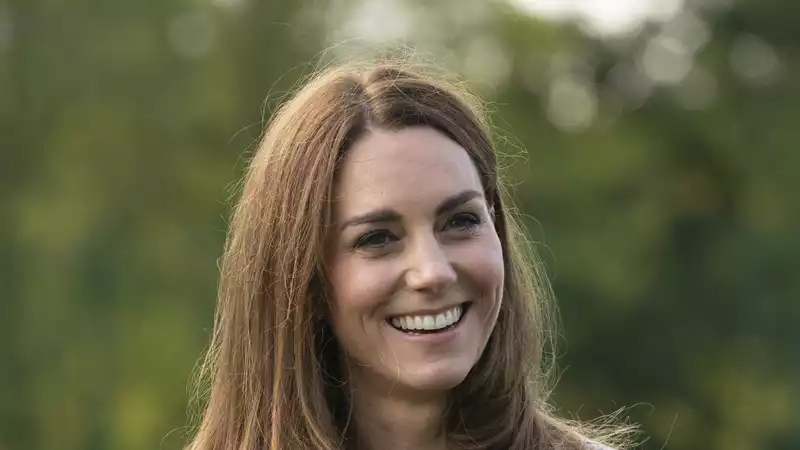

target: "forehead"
[333,127,483,215]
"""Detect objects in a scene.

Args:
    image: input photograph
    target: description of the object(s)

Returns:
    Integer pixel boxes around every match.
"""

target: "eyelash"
[448,212,482,231]
[352,213,483,250]
[353,230,396,250]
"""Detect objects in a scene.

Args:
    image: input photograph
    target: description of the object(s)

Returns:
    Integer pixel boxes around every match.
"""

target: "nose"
[404,234,457,295]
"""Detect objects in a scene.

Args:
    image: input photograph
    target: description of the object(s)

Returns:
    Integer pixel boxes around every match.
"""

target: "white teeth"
[389,304,465,332]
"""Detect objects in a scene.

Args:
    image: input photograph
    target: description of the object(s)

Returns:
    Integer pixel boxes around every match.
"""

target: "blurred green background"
[1,0,798,449]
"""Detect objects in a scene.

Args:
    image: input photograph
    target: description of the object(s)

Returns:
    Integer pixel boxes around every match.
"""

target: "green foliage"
[1,1,797,449]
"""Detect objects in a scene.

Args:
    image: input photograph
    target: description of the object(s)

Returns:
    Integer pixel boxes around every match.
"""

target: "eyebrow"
[338,189,483,231]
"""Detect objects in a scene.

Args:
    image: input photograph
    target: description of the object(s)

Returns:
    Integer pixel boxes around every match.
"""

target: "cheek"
[327,257,397,338]
[463,236,505,298]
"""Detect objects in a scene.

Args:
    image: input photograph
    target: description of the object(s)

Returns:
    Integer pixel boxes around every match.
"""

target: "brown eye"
[446,213,482,232]
[353,230,397,249]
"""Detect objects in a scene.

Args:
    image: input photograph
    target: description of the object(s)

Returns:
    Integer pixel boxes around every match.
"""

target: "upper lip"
[386,302,468,318]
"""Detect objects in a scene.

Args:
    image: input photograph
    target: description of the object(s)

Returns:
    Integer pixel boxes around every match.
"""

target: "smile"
[387,303,469,334]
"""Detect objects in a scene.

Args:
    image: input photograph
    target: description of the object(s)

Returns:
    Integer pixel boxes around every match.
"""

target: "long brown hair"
[186,60,633,450]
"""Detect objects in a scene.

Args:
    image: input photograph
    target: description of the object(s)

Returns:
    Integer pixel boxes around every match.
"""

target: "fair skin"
[326,126,505,450]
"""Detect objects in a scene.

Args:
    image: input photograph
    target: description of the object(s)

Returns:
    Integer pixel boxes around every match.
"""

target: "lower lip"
[386,309,467,345]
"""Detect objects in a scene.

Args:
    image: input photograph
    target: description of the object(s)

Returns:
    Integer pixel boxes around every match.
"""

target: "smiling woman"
[184,60,632,450]
[327,127,505,413]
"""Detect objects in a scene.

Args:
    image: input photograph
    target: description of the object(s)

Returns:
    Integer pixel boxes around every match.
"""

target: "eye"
[446,212,482,232]
[353,229,397,250]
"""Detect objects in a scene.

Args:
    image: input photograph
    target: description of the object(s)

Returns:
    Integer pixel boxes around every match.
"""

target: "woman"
[186,61,630,450]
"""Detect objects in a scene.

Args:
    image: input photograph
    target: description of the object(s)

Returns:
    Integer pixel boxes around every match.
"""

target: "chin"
[399,360,475,392]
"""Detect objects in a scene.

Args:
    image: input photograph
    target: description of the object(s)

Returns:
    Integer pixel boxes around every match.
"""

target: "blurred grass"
[1,1,798,449]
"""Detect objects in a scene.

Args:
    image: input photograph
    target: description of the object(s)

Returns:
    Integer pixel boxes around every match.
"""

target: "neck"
[349,376,449,450]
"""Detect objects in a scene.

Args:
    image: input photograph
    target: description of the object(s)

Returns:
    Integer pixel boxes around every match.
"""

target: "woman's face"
[326,126,504,397]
